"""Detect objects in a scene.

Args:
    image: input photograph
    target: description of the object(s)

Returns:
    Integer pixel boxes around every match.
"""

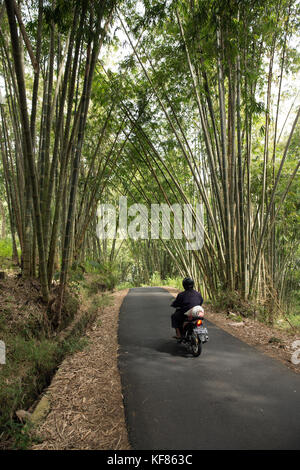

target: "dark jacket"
[171,288,203,314]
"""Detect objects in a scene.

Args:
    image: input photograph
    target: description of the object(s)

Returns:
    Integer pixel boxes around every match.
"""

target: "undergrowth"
[0,273,108,449]
[141,271,183,290]
[212,289,300,331]
[0,330,89,449]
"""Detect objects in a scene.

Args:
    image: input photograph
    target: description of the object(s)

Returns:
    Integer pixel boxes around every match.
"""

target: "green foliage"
[0,239,13,259]
[0,330,89,449]
[164,277,183,290]
[288,313,300,328]
[9,421,38,450]
[212,290,266,319]
[141,271,182,290]
[84,260,120,291]
[86,292,114,316]
[1,0,299,337]
[116,281,136,290]
[58,290,80,331]
[227,312,244,322]
[148,270,163,286]
[0,277,93,449]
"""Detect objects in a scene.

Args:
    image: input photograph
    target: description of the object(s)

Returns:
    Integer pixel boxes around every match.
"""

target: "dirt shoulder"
[32,289,130,450]
[163,286,300,374]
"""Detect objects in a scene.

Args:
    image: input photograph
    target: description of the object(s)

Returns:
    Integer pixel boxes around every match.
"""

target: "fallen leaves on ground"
[32,289,130,450]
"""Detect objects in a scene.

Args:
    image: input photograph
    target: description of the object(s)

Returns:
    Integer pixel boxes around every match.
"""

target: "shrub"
[84,260,120,291]
[212,290,265,320]
[0,239,13,259]
[0,332,89,449]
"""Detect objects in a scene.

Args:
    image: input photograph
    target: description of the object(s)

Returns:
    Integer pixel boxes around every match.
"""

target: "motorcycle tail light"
[197,319,202,326]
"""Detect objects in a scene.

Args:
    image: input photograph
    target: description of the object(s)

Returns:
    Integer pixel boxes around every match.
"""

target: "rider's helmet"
[182,277,194,290]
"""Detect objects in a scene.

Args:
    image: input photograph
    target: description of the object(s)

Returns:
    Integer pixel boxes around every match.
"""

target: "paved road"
[118,287,300,450]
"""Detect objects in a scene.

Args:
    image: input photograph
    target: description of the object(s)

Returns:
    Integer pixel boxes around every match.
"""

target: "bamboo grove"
[0,0,117,303]
[0,0,299,318]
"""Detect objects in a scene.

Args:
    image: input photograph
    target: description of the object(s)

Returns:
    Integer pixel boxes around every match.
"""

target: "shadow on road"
[155,339,194,358]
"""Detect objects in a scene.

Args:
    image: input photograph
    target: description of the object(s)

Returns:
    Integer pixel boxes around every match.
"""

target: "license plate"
[195,327,208,334]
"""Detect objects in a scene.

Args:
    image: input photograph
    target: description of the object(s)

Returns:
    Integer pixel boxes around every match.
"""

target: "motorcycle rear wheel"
[191,333,202,357]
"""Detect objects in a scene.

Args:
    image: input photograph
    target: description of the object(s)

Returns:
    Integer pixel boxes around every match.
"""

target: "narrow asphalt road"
[118,287,300,450]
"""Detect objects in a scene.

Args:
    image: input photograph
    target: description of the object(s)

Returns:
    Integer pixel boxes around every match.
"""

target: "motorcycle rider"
[171,277,204,340]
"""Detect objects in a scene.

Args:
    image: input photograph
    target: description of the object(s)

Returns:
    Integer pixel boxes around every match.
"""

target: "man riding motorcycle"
[171,277,204,340]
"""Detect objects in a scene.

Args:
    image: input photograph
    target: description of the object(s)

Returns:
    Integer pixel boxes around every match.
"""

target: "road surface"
[118,287,300,450]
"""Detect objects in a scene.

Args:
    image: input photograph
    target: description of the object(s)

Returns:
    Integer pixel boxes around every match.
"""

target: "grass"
[116,273,184,291]
[140,272,183,290]
[116,281,135,290]
[0,331,89,449]
[211,289,300,334]
[0,271,104,449]
[0,239,20,272]
[0,239,13,259]
[275,313,300,331]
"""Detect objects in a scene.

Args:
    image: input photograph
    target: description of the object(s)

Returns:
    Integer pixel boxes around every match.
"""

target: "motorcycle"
[177,315,209,357]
